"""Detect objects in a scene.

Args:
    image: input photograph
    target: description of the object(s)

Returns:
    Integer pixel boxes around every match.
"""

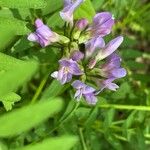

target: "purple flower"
[95,78,119,95]
[60,0,84,25]
[51,59,83,84]
[100,53,127,78]
[95,36,124,61]
[76,18,89,30]
[85,36,105,58]
[88,12,114,37]
[28,19,59,47]
[72,80,97,105]
[71,51,84,62]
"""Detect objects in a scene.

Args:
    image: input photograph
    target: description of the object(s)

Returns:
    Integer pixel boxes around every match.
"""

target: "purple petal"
[93,12,113,26]
[96,36,123,61]
[85,37,105,58]
[111,68,127,78]
[76,18,89,30]
[74,90,82,100]
[91,12,114,37]
[57,67,64,81]
[72,80,85,89]
[66,72,72,82]
[102,53,121,71]
[59,59,70,67]
[106,82,119,91]
[71,51,84,61]
[83,86,96,94]
[35,19,44,28]
[60,0,84,24]
[69,63,83,75]
[84,93,97,105]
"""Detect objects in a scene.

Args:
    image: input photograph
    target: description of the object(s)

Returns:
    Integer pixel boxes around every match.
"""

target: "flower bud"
[76,19,89,30]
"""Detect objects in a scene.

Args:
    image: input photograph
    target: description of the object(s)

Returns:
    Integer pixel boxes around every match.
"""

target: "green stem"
[79,128,88,150]
[48,102,80,134]
[99,104,150,111]
[31,75,49,104]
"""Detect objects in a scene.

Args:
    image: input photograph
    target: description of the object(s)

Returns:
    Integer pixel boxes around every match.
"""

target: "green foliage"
[0,0,149,149]
[0,0,46,9]
[0,98,63,137]
[74,0,96,22]
[15,136,78,150]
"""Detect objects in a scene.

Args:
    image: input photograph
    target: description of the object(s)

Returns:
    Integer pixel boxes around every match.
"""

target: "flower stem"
[99,104,150,111]
[31,75,49,104]
[79,127,88,150]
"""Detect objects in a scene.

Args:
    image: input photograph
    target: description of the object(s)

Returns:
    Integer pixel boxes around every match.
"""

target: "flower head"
[60,0,84,25]
[28,19,59,47]
[72,80,97,105]
[89,12,114,38]
[51,59,83,84]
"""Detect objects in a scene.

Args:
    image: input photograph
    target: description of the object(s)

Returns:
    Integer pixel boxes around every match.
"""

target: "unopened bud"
[76,19,89,30]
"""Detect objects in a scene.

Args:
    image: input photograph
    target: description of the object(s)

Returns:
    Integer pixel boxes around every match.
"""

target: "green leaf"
[0,0,46,9]
[0,92,21,111]
[42,0,63,16]
[15,136,78,150]
[112,82,131,100]
[41,80,66,99]
[47,11,64,28]
[0,28,15,51]
[74,0,95,22]
[0,53,38,97]
[121,49,142,59]
[0,98,63,137]
[0,18,30,35]
[126,60,145,69]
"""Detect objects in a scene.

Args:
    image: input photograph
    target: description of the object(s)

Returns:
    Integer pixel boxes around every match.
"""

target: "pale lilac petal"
[83,86,96,94]
[57,67,65,82]
[35,19,44,28]
[85,37,105,58]
[59,73,68,84]
[60,0,84,24]
[27,33,38,42]
[84,93,97,105]
[102,53,121,71]
[36,25,53,40]
[66,72,72,82]
[93,12,113,26]
[74,90,82,100]
[72,80,85,89]
[71,51,84,61]
[76,18,89,30]
[70,63,83,75]
[28,19,59,47]
[90,12,114,37]
[96,36,123,61]
[106,82,119,91]
[111,68,127,78]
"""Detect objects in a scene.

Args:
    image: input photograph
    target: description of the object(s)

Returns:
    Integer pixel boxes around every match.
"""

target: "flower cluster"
[28,0,127,105]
